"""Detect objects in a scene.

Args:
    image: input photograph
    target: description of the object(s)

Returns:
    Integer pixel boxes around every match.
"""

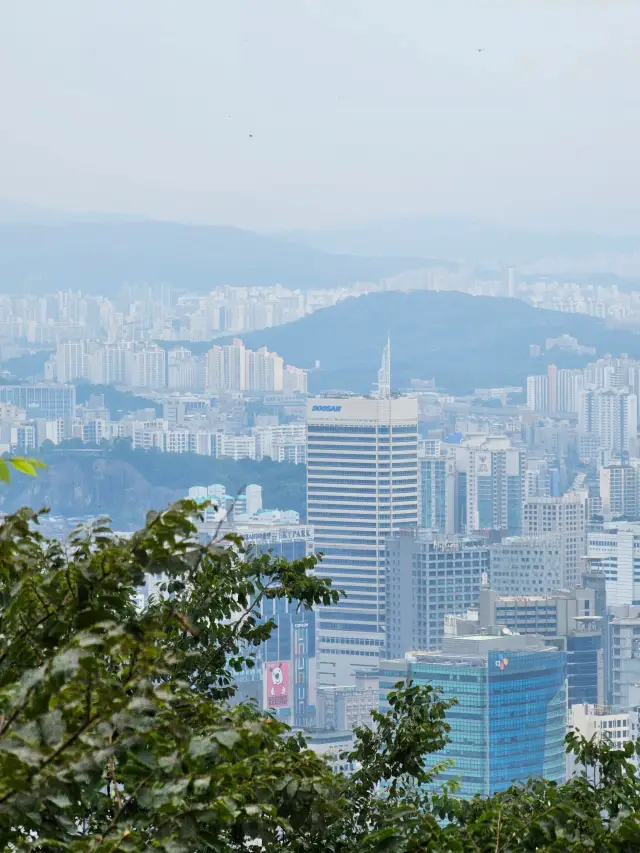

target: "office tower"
[307,343,419,686]
[380,635,566,798]
[0,384,76,420]
[585,522,640,608]
[385,530,489,657]
[455,436,526,535]
[526,375,548,412]
[599,463,640,518]
[523,494,586,587]
[419,453,455,533]
[56,341,88,383]
[489,534,563,596]
[477,585,604,706]
[610,605,640,710]
[579,388,638,453]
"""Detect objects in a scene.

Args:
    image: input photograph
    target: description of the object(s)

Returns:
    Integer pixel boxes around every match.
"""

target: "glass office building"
[380,635,567,798]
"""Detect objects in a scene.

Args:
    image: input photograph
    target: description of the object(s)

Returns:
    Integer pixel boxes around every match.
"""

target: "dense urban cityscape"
[5,2,640,849]
[2,266,640,797]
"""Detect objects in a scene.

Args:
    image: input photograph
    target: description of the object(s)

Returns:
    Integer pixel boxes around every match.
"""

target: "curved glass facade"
[380,645,566,799]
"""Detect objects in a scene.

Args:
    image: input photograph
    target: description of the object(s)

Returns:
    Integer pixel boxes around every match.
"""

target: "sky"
[1,0,640,232]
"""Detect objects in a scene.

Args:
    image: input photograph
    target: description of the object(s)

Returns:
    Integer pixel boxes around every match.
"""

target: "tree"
[1,501,640,852]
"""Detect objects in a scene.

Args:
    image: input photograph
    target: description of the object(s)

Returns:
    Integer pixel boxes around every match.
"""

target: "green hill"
[229,290,640,394]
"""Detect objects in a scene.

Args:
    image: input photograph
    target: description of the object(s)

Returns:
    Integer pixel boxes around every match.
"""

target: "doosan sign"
[312,405,342,412]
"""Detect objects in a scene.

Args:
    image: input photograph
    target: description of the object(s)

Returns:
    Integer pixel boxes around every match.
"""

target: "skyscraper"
[307,342,419,686]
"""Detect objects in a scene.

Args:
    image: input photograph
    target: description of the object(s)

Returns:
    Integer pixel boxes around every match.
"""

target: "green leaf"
[8,458,36,476]
[214,729,240,749]
[0,459,11,483]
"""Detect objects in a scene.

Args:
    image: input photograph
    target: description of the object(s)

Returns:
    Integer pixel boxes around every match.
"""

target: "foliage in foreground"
[0,503,640,852]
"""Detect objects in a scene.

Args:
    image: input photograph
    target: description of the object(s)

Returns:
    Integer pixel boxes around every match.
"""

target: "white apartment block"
[579,388,638,453]
[526,375,548,412]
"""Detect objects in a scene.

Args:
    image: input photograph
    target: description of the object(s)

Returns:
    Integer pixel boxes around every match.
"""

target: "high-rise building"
[557,368,584,414]
[548,364,558,414]
[585,522,640,608]
[489,534,563,596]
[379,635,567,798]
[125,346,166,389]
[526,375,548,412]
[579,388,638,453]
[599,463,640,519]
[523,493,587,588]
[454,436,526,536]
[477,584,604,707]
[307,343,419,686]
[418,453,456,533]
[56,341,88,383]
[385,530,489,657]
[610,605,640,710]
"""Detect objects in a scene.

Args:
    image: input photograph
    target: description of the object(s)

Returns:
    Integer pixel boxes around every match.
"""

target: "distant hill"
[229,291,640,395]
[284,216,640,269]
[0,222,426,294]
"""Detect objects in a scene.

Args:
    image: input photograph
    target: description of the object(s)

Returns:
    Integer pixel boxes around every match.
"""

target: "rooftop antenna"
[375,335,391,399]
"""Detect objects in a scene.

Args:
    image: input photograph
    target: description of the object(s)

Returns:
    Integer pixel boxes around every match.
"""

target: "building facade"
[385,530,489,657]
[522,493,587,588]
[379,636,567,798]
[488,534,563,597]
[307,394,419,686]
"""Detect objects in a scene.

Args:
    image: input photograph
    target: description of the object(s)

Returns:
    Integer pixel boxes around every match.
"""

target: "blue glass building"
[380,636,567,798]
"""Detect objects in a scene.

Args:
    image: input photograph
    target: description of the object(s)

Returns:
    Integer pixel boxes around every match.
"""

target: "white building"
[454,435,526,535]
[523,493,587,588]
[55,341,88,383]
[579,388,638,453]
[526,375,548,412]
[567,703,639,777]
[586,523,640,608]
[306,349,419,687]
[126,346,166,389]
[489,534,564,596]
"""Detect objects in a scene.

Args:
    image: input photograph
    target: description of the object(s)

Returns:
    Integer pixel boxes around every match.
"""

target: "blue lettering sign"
[312,405,342,412]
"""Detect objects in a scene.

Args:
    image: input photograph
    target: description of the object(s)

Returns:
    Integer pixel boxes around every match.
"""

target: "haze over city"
[2,1,640,231]
[3,4,640,849]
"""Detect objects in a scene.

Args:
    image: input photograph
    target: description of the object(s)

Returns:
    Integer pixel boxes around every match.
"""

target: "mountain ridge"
[0,221,427,294]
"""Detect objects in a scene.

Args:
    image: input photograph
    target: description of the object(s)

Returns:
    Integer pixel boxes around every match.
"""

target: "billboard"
[266,661,290,709]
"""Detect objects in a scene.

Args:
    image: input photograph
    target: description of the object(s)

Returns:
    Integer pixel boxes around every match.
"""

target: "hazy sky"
[2,1,640,231]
